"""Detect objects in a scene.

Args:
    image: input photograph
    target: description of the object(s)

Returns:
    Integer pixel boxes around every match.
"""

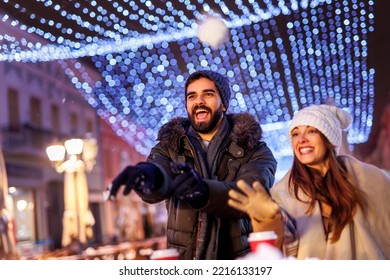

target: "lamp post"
[46,136,97,251]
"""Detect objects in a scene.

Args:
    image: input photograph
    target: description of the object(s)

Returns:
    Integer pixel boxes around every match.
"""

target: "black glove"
[171,162,209,209]
[106,162,162,200]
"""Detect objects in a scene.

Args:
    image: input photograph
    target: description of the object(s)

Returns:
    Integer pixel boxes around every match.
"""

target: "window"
[10,188,37,242]
[30,97,42,127]
[51,105,60,131]
[8,88,20,130]
[70,112,78,134]
[104,148,113,177]
[86,119,94,133]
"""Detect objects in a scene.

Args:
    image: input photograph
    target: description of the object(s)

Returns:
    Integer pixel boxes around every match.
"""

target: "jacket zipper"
[194,211,202,259]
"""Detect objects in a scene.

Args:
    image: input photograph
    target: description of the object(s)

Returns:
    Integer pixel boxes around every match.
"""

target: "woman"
[228,104,390,259]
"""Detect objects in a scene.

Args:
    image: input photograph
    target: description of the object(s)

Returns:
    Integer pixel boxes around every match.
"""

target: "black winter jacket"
[137,113,277,259]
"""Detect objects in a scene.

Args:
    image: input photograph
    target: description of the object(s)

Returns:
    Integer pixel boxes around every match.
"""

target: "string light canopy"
[0,0,375,177]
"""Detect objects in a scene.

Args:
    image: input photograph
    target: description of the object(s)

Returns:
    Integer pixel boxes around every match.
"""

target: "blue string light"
[0,0,375,177]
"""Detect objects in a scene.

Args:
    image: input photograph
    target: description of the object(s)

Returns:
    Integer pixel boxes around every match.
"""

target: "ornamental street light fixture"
[46,136,97,250]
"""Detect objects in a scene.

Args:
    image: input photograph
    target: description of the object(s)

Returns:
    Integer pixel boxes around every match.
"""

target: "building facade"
[0,58,107,252]
[0,20,106,253]
[0,18,165,257]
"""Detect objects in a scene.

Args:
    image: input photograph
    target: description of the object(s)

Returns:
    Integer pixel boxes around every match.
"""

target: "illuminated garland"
[0,0,375,177]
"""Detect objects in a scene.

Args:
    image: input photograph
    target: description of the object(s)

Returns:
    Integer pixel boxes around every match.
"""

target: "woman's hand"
[228,180,280,222]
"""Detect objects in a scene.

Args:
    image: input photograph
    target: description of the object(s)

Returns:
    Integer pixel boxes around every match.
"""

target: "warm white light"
[64,138,84,155]
[46,145,66,162]
[16,200,28,212]
[8,186,16,194]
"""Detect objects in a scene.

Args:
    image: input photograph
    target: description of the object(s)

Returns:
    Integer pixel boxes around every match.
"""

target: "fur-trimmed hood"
[157,113,263,152]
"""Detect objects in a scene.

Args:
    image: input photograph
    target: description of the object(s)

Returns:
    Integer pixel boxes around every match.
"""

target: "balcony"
[2,123,64,157]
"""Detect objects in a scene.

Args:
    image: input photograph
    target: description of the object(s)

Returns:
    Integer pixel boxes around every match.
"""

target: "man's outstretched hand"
[170,162,209,208]
[105,162,161,200]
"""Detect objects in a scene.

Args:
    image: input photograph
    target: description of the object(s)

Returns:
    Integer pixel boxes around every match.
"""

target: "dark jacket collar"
[157,113,263,153]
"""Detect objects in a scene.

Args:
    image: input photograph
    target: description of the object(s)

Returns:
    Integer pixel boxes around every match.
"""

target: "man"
[107,70,277,259]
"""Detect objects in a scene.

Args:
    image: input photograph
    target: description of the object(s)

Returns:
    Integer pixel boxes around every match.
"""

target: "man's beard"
[188,105,223,134]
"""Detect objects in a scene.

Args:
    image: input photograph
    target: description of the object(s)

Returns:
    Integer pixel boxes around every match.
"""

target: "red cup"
[248,231,277,252]
[150,249,180,260]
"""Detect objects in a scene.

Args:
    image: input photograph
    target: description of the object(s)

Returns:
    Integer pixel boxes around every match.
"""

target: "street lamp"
[46,136,97,251]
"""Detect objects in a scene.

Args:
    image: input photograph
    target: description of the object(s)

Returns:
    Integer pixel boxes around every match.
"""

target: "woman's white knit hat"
[289,104,352,149]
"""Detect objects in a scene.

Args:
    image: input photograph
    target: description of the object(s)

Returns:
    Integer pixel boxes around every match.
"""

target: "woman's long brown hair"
[288,133,366,242]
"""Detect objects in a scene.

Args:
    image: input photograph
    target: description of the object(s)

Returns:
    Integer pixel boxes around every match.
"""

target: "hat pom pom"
[334,107,352,129]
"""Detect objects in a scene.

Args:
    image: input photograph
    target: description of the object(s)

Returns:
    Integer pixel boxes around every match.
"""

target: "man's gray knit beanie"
[187,70,232,109]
